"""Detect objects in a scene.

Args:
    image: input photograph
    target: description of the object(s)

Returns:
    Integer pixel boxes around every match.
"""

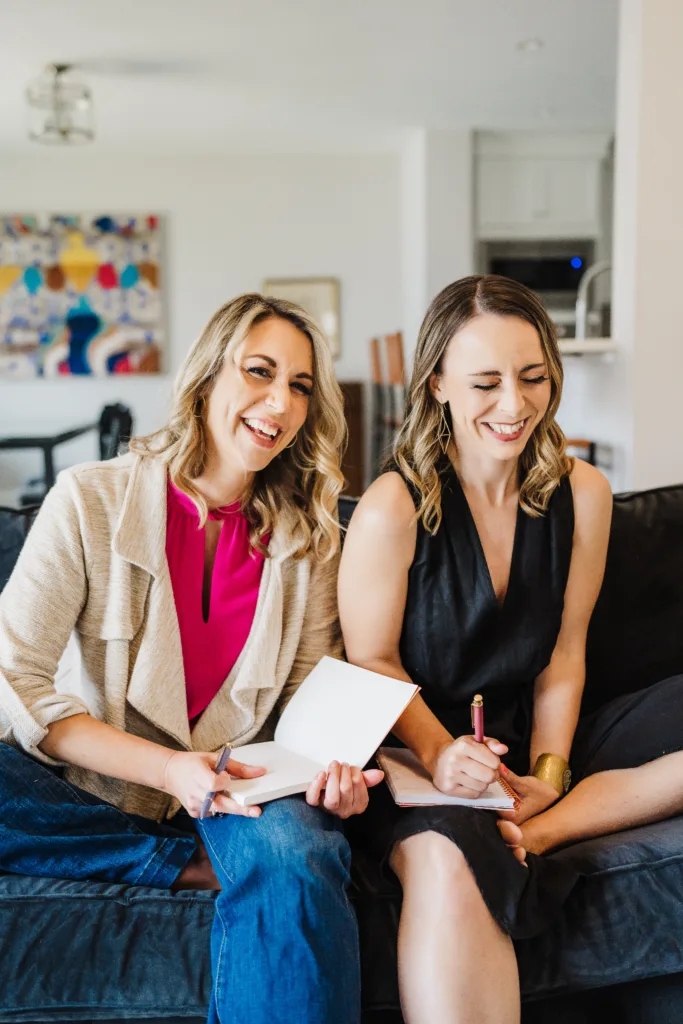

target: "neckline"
[446,461,523,613]
[167,479,241,522]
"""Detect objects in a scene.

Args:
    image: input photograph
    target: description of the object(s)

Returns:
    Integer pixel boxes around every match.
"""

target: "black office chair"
[16,403,132,507]
[0,505,40,592]
[99,403,134,461]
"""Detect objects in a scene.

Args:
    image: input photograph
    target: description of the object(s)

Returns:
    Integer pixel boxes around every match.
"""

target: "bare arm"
[529,460,613,766]
[339,473,445,759]
[40,714,173,789]
[339,472,504,797]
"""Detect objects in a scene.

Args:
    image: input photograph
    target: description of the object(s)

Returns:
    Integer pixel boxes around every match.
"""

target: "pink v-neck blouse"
[165,481,267,724]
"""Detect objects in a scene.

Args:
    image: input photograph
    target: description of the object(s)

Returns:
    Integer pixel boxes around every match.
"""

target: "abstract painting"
[0,214,163,379]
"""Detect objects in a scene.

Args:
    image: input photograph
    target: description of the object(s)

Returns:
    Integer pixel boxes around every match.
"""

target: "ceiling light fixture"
[26,63,95,145]
[516,37,544,53]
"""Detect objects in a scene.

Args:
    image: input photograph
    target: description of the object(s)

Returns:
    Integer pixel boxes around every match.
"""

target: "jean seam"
[212,900,230,1024]
[201,823,235,885]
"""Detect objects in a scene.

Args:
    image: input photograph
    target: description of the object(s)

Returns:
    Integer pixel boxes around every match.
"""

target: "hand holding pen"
[427,694,508,799]
[200,746,232,820]
[162,747,267,819]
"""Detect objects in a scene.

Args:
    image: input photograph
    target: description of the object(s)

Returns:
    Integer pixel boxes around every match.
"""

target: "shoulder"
[347,471,417,539]
[567,458,613,531]
[56,452,136,507]
[47,453,161,553]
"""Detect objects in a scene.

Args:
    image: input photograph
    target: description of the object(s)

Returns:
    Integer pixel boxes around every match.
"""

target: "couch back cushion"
[0,510,28,593]
[583,483,683,713]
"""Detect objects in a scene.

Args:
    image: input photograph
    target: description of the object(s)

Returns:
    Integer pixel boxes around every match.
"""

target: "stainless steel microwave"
[478,240,594,297]
[477,239,598,336]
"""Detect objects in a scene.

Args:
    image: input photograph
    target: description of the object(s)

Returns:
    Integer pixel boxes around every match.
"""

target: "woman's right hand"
[163,750,267,819]
[427,735,508,798]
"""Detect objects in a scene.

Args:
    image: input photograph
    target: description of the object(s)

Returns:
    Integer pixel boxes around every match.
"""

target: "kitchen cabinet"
[475,132,611,241]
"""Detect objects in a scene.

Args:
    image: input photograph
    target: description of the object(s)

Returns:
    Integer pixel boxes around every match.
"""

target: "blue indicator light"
[570,257,583,270]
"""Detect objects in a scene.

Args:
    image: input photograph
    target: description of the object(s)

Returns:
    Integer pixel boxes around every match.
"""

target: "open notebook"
[225,658,419,806]
[377,746,517,809]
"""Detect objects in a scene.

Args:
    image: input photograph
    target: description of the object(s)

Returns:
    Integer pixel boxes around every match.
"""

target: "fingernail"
[500,765,509,773]
[249,808,261,817]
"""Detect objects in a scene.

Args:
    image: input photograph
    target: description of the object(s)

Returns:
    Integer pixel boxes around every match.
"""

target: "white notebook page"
[378,746,516,809]
[225,658,419,806]
[274,657,418,767]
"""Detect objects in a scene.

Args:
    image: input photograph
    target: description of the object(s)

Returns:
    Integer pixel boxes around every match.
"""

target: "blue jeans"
[0,743,360,1024]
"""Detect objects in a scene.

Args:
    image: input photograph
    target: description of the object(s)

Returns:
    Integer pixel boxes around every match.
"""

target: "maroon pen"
[471,693,520,807]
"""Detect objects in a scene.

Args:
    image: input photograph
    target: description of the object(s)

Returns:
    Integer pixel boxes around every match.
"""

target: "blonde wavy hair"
[130,294,347,562]
[394,274,572,534]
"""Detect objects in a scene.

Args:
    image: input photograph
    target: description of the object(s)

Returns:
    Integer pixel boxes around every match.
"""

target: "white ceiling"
[1,0,619,153]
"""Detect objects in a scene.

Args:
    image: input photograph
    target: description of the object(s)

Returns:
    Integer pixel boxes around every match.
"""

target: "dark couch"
[2,485,683,1024]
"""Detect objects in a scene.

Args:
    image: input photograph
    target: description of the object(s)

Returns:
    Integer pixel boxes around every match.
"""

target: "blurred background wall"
[0,151,400,500]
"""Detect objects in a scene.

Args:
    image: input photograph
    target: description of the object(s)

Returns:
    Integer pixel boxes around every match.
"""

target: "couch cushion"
[518,815,683,998]
[0,874,215,1022]
[584,484,683,713]
[352,814,683,1012]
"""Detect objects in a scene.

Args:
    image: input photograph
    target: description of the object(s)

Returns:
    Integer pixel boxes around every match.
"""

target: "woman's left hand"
[496,768,560,826]
[306,761,384,819]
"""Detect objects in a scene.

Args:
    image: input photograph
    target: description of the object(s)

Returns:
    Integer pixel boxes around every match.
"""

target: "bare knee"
[391,830,477,899]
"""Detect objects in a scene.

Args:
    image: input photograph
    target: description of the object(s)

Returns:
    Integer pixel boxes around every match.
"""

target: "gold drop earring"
[438,402,452,451]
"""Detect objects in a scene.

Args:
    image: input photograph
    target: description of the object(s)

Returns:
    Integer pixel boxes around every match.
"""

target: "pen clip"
[470,694,482,729]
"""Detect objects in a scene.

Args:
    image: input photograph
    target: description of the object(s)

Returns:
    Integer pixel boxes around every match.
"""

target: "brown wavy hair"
[393,274,572,533]
[130,294,347,562]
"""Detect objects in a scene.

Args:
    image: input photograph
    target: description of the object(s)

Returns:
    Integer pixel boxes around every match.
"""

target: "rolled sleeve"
[0,472,91,762]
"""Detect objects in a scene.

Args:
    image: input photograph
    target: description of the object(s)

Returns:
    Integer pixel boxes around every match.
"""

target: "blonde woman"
[0,294,381,1024]
[340,275,614,1023]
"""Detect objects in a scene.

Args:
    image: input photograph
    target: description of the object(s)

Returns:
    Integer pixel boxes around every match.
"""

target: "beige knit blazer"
[0,453,342,821]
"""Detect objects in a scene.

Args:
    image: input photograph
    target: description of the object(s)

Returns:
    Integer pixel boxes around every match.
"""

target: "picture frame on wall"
[263,276,340,359]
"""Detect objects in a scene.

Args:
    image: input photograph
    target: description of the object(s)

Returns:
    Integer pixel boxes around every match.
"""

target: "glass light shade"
[26,64,94,145]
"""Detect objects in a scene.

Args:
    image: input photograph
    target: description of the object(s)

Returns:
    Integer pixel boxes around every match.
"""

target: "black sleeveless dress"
[348,460,580,939]
[401,458,573,767]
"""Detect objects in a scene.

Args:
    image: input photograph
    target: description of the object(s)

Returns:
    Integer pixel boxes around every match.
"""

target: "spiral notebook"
[377,746,518,809]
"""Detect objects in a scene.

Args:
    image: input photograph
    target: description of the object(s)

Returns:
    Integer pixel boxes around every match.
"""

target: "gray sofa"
[2,486,683,1023]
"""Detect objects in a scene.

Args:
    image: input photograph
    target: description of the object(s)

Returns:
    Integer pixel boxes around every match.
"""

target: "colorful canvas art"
[0,214,163,379]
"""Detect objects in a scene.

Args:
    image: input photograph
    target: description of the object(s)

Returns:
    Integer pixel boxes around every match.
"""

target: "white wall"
[622,0,683,490]
[400,129,474,366]
[568,0,683,495]
[0,151,401,501]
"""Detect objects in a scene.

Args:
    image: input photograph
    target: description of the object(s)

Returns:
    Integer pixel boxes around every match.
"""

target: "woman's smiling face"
[431,312,552,462]
[204,315,314,473]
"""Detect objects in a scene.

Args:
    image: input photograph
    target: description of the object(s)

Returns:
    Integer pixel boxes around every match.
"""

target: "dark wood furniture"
[339,381,365,497]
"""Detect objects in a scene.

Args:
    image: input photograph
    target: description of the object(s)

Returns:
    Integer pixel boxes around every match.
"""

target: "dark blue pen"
[200,746,232,820]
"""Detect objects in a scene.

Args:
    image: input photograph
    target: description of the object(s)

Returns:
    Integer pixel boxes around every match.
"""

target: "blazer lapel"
[113,456,192,750]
